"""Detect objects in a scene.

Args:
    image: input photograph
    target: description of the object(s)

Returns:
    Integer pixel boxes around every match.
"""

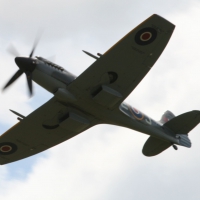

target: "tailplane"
[142,136,171,156]
[164,110,200,135]
[164,110,200,148]
[143,110,200,156]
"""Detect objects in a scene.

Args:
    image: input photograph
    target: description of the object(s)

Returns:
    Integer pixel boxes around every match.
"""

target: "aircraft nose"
[15,57,37,72]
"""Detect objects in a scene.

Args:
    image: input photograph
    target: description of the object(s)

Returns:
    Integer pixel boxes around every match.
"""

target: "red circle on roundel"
[0,145,12,152]
[133,107,139,114]
[140,32,152,41]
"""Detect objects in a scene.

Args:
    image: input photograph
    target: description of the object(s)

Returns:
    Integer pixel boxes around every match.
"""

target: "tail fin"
[159,110,175,124]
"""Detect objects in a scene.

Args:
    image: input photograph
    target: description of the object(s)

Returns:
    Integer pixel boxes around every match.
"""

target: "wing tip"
[150,14,175,28]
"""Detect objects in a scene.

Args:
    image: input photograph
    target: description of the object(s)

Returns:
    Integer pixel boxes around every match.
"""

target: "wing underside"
[0,98,99,165]
[68,14,175,109]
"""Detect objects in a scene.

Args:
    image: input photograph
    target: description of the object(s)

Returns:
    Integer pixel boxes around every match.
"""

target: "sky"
[1,0,200,199]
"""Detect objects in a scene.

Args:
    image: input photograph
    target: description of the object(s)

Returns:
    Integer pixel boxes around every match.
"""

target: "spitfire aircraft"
[0,14,199,165]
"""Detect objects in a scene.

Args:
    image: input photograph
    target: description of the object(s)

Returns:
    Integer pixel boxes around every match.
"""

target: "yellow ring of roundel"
[140,32,152,41]
[0,142,17,155]
[0,145,12,152]
[129,107,144,120]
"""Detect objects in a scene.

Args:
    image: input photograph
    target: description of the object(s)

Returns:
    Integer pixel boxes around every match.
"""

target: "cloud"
[0,126,144,199]
[0,0,194,42]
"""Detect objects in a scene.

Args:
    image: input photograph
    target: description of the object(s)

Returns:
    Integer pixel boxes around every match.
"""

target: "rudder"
[159,110,175,124]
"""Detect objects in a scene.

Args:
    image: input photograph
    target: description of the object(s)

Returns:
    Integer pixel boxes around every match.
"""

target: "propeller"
[3,35,41,96]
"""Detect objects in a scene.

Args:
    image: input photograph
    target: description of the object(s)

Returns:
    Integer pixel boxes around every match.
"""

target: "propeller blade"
[4,32,42,97]
[29,31,43,58]
[7,44,20,57]
[3,69,23,90]
[29,42,37,58]
[25,71,33,96]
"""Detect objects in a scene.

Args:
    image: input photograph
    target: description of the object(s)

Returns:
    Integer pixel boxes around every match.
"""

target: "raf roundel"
[0,142,17,155]
[135,27,157,45]
[130,107,144,120]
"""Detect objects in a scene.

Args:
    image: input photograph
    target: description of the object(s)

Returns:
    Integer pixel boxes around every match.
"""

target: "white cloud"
[0,126,144,199]
[1,0,200,200]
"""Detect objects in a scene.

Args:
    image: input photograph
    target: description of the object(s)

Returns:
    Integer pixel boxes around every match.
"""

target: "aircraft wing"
[68,14,175,109]
[0,97,98,165]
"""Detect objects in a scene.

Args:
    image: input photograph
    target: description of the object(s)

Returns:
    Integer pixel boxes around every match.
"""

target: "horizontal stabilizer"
[164,110,200,135]
[142,136,171,156]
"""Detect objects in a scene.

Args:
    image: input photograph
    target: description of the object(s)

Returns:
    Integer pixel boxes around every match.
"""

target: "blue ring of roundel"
[135,27,157,45]
[0,142,17,155]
